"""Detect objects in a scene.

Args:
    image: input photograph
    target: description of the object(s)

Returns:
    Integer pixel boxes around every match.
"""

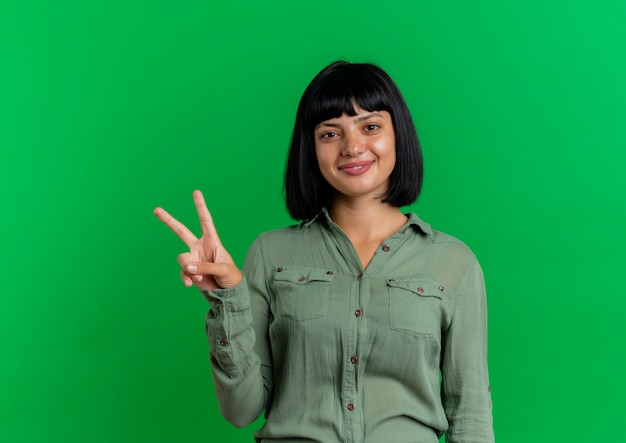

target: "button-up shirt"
[204,211,494,442]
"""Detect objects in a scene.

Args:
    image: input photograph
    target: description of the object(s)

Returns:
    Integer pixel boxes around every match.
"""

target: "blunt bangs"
[301,64,395,132]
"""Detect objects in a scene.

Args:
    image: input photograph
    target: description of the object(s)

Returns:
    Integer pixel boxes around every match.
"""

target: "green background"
[2,0,625,441]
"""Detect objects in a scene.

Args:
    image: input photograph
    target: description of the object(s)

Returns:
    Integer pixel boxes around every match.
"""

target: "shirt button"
[382,244,390,252]
[350,355,359,364]
[347,403,355,411]
[298,276,306,282]
[218,338,228,346]
[354,309,362,317]
[416,287,424,294]
[357,274,363,281]
[326,271,334,275]
[276,267,283,272]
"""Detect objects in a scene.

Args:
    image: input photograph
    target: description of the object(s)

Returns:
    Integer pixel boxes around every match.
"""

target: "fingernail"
[187,264,197,272]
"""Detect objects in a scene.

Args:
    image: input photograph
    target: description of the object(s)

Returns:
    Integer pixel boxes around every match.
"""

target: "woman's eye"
[364,124,379,131]
[321,131,338,139]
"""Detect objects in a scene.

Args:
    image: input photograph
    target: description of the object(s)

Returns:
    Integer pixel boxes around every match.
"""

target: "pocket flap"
[274,266,336,284]
[386,278,443,299]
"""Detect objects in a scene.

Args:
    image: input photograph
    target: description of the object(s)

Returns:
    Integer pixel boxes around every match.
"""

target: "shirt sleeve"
[203,238,273,428]
[441,258,495,443]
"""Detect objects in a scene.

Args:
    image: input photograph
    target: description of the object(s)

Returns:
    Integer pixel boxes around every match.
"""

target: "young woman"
[154,61,494,442]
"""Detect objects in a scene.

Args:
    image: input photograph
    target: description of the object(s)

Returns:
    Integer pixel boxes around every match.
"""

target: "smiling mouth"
[339,161,373,169]
[338,161,374,175]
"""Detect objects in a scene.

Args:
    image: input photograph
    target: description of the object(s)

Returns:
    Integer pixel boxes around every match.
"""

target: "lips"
[338,160,374,176]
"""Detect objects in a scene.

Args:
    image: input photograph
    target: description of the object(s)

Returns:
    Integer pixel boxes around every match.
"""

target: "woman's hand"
[154,190,243,291]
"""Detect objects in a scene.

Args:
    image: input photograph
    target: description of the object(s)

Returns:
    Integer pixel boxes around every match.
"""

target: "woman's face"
[314,104,396,203]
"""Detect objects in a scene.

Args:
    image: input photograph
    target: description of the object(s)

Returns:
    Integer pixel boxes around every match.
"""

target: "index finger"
[193,190,221,243]
[153,206,198,248]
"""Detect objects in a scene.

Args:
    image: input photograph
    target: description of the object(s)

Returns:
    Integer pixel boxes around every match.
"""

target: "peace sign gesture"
[154,190,243,291]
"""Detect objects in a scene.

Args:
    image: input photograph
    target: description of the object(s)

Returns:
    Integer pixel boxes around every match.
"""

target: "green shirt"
[204,211,494,442]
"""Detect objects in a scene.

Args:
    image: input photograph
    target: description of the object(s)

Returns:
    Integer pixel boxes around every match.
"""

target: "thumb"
[185,262,243,288]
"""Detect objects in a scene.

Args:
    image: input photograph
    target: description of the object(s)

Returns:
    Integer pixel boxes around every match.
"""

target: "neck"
[329,196,407,243]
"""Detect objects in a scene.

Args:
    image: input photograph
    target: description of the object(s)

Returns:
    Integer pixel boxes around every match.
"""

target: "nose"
[341,131,364,157]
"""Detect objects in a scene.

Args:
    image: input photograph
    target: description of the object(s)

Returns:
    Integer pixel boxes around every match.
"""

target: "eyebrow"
[315,112,384,129]
[354,112,383,123]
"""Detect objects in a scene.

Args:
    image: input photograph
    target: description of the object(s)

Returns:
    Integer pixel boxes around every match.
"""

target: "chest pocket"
[387,279,443,338]
[272,266,335,321]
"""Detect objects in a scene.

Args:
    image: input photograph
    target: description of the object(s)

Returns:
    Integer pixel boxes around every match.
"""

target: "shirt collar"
[304,208,434,242]
[404,212,434,241]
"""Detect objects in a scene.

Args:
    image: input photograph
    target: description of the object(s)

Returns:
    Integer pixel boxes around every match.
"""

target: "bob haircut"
[284,61,423,221]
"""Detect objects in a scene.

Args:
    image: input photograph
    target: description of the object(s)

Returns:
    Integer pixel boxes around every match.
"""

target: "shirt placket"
[324,221,411,443]
[342,270,368,443]
[320,223,362,442]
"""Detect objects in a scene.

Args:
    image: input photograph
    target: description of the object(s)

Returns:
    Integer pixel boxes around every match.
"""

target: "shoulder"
[246,219,324,262]
[243,219,332,278]
[254,221,317,244]
[431,229,476,258]
[408,213,477,261]
[433,229,481,279]
[407,214,481,280]
[402,222,485,297]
